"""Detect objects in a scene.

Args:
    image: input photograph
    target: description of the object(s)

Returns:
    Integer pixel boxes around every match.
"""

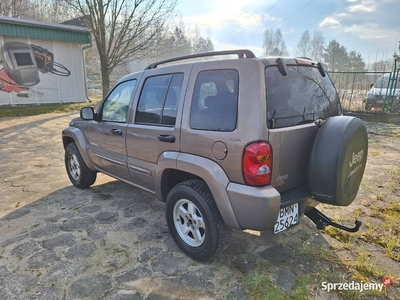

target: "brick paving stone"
[69,274,112,299]
[42,233,76,250]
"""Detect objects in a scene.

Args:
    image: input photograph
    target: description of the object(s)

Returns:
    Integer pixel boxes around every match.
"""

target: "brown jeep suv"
[62,50,368,261]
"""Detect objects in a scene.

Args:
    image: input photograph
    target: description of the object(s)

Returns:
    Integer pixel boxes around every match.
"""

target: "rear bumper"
[227,183,318,231]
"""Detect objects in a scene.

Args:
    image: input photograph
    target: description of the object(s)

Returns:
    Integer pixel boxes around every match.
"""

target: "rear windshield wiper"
[268,109,326,129]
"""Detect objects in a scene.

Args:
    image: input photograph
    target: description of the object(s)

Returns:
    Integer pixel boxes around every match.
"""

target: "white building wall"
[0,36,86,105]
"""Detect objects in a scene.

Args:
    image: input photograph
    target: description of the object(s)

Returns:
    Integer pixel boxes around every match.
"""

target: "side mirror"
[80,107,95,120]
[370,83,374,88]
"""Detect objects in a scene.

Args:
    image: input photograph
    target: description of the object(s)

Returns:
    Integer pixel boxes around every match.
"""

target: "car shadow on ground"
[0,180,394,300]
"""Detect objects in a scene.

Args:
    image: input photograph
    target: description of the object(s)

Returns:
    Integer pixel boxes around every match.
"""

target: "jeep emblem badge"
[349,149,363,168]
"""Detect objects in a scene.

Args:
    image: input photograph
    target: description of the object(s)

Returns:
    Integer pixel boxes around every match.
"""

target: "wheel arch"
[156,152,241,230]
[62,127,96,171]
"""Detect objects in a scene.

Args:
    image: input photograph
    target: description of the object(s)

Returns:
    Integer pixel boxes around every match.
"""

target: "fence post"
[349,72,356,110]
[384,59,399,112]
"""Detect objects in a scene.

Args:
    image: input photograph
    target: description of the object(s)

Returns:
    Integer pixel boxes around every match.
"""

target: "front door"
[87,79,137,181]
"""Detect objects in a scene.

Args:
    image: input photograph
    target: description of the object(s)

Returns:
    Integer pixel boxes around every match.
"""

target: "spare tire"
[308,116,368,206]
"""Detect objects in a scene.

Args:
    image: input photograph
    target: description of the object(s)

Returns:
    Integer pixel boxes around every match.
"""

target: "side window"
[190,70,239,131]
[162,74,184,125]
[135,73,184,126]
[102,80,136,122]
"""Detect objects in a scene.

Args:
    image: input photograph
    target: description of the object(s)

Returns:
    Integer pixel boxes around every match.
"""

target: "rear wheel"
[165,180,230,262]
[65,143,97,189]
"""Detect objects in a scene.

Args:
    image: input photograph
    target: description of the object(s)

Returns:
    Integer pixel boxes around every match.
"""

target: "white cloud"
[211,0,264,11]
[344,23,394,39]
[234,11,262,26]
[214,41,264,56]
[348,4,375,12]
[179,0,274,31]
[182,10,261,29]
[347,0,377,12]
[319,17,340,27]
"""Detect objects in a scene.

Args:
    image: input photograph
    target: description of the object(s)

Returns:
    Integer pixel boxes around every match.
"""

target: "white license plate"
[274,203,299,234]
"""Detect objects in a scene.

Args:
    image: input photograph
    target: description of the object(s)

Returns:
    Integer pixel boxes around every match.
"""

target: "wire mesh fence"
[328,71,399,112]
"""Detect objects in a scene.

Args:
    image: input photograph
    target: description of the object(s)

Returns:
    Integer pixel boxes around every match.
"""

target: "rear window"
[265,66,341,128]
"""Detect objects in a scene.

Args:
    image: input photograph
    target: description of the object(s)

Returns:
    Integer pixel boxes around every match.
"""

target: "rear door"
[265,65,341,192]
[125,65,191,192]
[86,79,137,181]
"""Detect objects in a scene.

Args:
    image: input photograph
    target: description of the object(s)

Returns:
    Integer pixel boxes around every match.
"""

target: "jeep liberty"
[62,50,368,261]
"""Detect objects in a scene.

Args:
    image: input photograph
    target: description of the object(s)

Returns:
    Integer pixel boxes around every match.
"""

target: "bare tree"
[310,30,325,62]
[0,0,72,22]
[263,28,288,56]
[63,0,177,97]
[296,30,325,61]
[371,59,393,72]
[192,36,214,54]
[29,0,74,22]
[146,23,214,61]
[296,30,311,57]
[0,0,30,18]
[167,25,192,57]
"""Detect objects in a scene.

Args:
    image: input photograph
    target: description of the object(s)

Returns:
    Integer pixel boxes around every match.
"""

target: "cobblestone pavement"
[0,113,396,300]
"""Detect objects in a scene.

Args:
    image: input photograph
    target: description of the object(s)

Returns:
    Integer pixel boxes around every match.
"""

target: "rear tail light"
[242,142,272,186]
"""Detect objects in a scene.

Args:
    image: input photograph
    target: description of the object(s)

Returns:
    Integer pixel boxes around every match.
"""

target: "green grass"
[189,260,198,267]
[246,236,390,300]
[360,206,400,262]
[0,98,101,118]
[243,259,313,300]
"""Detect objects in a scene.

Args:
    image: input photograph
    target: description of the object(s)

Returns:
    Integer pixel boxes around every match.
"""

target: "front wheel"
[364,102,373,111]
[165,180,230,262]
[65,143,97,189]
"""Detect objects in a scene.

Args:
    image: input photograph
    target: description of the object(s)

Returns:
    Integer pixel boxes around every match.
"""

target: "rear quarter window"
[266,66,341,128]
[190,69,239,132]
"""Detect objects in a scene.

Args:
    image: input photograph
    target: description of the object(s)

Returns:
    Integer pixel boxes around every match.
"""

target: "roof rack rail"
[145,49,256,69]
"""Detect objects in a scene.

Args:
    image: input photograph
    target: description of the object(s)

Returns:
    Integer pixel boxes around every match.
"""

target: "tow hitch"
[305,208,362,233]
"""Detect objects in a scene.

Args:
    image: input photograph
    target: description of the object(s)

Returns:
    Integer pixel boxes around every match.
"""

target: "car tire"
[165,179,230,262]
[364,102,372,111]
[65,143,97,189]
[308,116,368,206]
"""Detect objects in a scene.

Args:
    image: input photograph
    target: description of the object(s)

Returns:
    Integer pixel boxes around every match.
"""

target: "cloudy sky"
[176,0,400,66]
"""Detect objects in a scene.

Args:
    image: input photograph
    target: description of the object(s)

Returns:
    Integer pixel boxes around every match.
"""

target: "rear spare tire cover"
[308,116,368,206]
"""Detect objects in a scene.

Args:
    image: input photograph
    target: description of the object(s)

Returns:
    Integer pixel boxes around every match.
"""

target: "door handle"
[110,129,123,135]
[158,134,175,143]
